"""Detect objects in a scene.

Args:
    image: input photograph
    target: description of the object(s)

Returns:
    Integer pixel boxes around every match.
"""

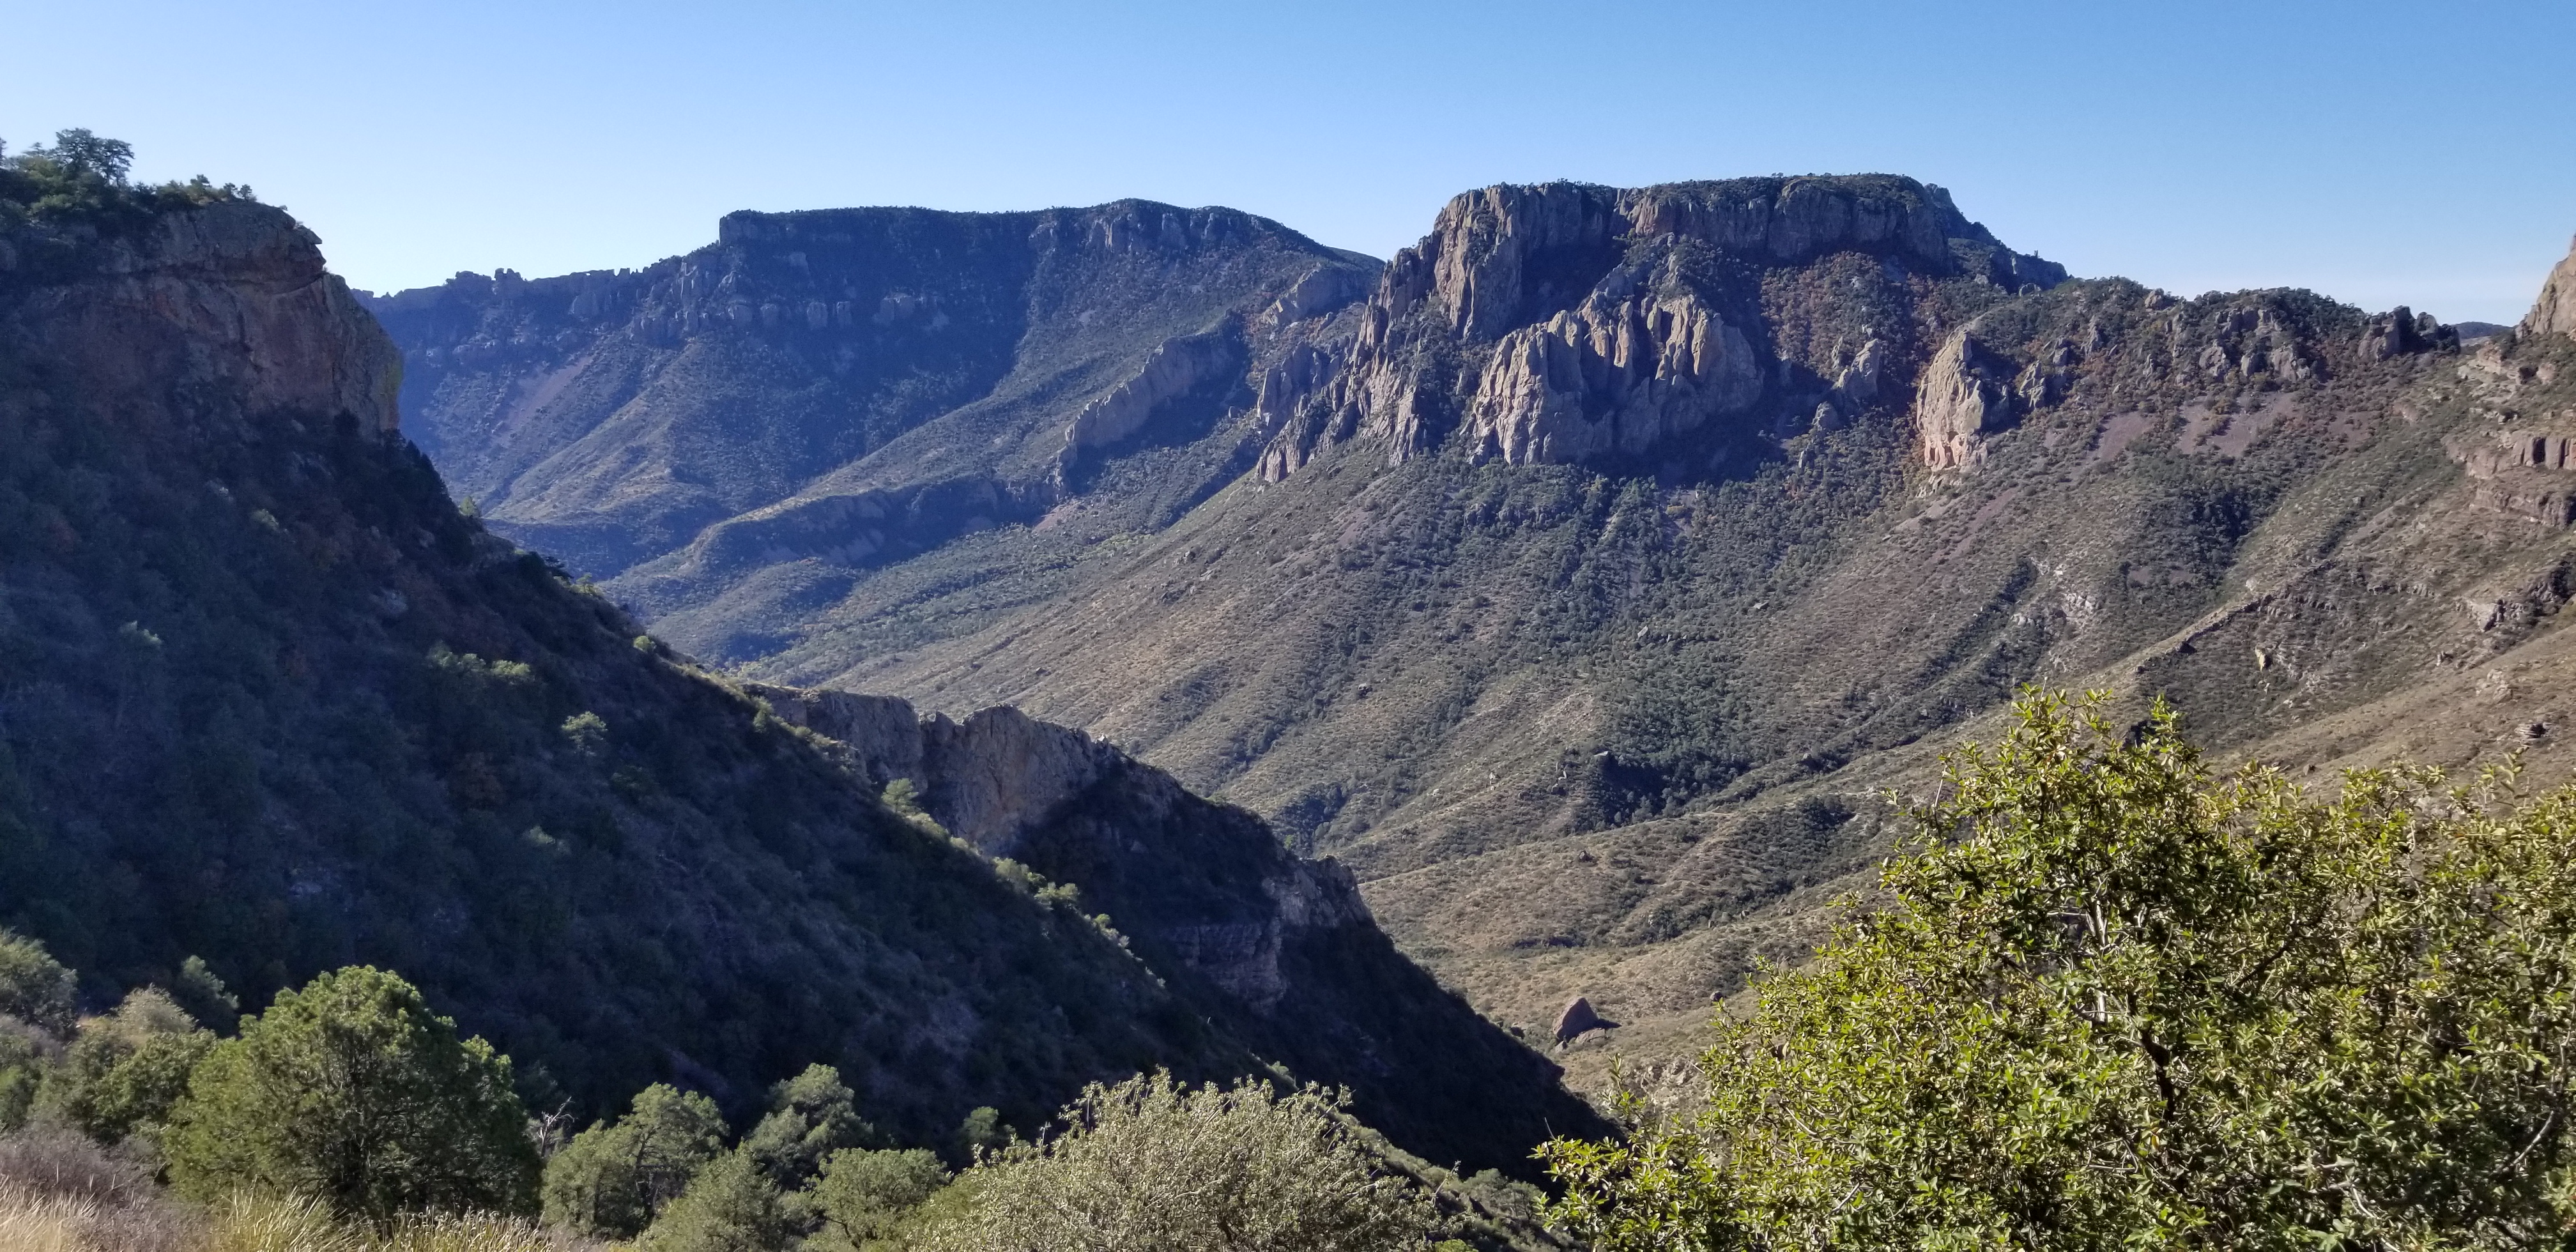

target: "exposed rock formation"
[1460,257,1763,464]
[1551,996,1609,1045]
[2361,306,2457,360]
[1055,329,1246,485]
[2525,236,2576,340]
[364,200,1374,583]
[1250,175,2067,476]
[9,201,400,438]
[1912,330,2020,470]
[739,682,1595,1163]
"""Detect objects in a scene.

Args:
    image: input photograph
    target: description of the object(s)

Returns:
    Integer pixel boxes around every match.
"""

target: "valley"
[372,176,2576,1075]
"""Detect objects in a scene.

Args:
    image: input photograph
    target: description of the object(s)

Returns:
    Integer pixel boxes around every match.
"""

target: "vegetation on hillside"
[1548,689,2576,1249]
[0,129,258,268]
[0,129,1595,1180]
[0,950,1520,1251]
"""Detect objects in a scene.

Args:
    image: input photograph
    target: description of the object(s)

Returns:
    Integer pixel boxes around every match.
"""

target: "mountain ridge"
[0,183,1598,1171]
[373,172,2576,1089]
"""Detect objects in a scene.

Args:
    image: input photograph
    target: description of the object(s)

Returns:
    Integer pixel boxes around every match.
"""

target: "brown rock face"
[1552,995,1606,1044]
[9,201,401,439]
[741,682,1367,1005]
[1252,175,2066,477]
[2524,236,2576,340]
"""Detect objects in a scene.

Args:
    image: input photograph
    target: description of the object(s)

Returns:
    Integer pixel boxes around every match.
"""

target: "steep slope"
[0,179,1593,1171]
[380,174,2575,1090]
[720,179,2534,1051]
[360,201,1376,645]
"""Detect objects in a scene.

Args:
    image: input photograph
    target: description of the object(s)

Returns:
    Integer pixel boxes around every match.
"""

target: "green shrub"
[164,966,538,1223]
[540,1082,725,1239]
[916,1071,1439,1252]
[740,1064,872,1186]
[40,987,211,1144]
[636,1150,795,1252]
[1548,689,2576,1250]
[0,930,75,1036]
[808,1147,947,1249]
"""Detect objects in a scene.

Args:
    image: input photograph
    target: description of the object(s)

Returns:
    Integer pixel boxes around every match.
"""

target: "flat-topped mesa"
[365,197,1376,587]
[1254,174,2068,475]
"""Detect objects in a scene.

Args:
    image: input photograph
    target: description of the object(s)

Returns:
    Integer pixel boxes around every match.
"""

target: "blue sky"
[6,0,2570,322]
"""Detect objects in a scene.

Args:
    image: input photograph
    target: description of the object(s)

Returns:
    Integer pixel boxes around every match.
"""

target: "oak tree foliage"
[1547,690,2576,1251]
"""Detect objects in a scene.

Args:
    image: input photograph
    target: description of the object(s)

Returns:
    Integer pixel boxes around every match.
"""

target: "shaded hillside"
[0,164,1593,1172]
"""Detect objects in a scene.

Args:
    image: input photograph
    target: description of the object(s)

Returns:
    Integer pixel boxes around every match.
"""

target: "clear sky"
[6,0,2570,323]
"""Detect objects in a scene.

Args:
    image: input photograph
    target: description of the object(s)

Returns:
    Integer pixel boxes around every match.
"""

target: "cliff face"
[0,192,1592,1173]
[2525,236,2576,340]
[10,201,399,439]
[1252,176,2067,477]
[354,170,2564,1099]
[746,684,1590,1159]
[362,201,1376,600]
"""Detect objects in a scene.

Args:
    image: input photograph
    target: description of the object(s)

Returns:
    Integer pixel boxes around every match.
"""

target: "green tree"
[950,1105,1006,1164]
[0,929,77,1035]
[1546,690,2576,1251]
[741,1063,873,1187]
[916,1071,1439,1252]
[638,1149,797,1252]
[38,129,132,184]
[808,1147,948,1250]
[40,986,212,1144]
[541,1082,727,1239]
[164,966,539,1223]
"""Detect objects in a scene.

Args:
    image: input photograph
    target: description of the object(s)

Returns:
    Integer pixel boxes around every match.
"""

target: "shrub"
[42,987,213,1145]
[1547,689,2576,1250]
[915,1071,1439,1252]
[0,931,76,1037]
[634,1150,793,1252]
[164,966,539,1223]
[739,1064,871,1186]
[540,1083,724,1239]
[808,1147,947,1249]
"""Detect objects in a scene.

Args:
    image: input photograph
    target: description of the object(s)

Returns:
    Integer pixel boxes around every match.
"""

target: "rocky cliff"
[2524,236,2576,340]
[365,170,2554,1097]
[361,201,1377,610]
[742,683,1589,1158]
[0,184,1593,1172]
[1248,176,2066,476]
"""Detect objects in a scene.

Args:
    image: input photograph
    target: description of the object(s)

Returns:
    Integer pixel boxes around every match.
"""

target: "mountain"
[377,176,2576,1081]
[356,201,1375,649]
[0,177,1597,1172]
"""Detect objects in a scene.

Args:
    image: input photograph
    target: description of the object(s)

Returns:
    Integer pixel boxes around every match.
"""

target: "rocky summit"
[367,174,2576,1085]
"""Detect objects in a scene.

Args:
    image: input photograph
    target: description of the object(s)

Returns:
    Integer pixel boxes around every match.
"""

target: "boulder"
[1552,995,1614,1044]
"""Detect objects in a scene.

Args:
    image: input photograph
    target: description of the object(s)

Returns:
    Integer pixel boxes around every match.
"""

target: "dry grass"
[211,1195,584,1252]
[0,1129,583,1252]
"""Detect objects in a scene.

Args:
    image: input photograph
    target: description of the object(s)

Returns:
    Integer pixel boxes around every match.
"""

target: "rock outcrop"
[740,682,1598,1164]
[364,200,1376,584]
[2525,236,2576,340]
[8,201,400,439]
[1460,256,1764,464]
[1250,175,2068,477]
[1912,330,2020,470]
[1055,328,1246,485]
